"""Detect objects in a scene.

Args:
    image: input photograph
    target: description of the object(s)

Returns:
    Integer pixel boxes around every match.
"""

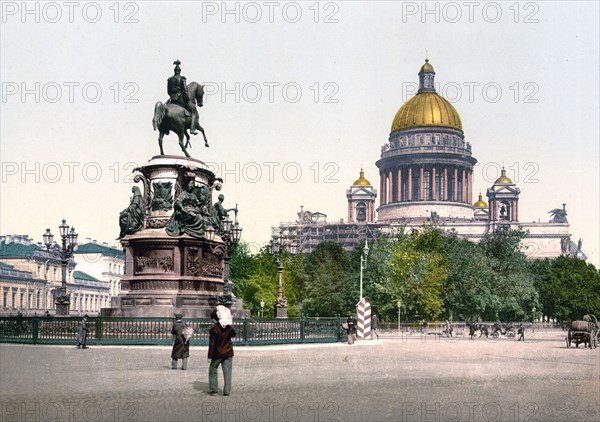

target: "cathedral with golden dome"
[273,59,582,260]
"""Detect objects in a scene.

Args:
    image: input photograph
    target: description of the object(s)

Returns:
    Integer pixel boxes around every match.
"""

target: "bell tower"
[487,168,520,223]
[347,167,377,223]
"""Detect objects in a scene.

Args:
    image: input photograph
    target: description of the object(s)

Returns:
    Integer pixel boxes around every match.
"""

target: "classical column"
[380,172,385,206]
[419,166,424,201]
[467,170,473,204]
[462,169,467,202]
[388,170,394,203]
[453,167,458,202]
[444,167,448,201]
[431,167,437,201]
[408,167,413,201]
[397,168,402,203]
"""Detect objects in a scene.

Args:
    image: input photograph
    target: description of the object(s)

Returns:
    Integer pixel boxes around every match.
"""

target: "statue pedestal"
[102,230,225,318]
[275,304,288,318]
[102,155,238,318]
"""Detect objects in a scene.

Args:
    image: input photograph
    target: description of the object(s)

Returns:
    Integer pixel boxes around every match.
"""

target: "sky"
[1,1,599,267]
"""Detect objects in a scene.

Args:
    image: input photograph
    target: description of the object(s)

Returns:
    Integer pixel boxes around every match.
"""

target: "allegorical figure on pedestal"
[153,60,208,157]
[211,194,238,235]
[166,178,211,238]
[118,186,145,239]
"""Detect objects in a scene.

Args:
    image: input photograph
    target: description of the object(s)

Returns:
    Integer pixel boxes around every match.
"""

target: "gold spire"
[353,166,371,186]
[494,168,513,184]
[474,192,488,208]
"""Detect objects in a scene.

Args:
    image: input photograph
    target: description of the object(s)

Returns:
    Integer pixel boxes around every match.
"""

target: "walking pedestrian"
[371,314,379,339]
[208,306,236,396]
[346,315,357,344]
[77,314,89,349]
[171,314,189,370]
[517,322,525,342]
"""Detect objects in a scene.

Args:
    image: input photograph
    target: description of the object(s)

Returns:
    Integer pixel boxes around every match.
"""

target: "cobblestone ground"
[1,330,598,422]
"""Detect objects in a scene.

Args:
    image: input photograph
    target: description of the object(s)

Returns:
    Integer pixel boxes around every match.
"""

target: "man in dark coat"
[346,315,357,344]
[77,314,89,349]
[371,314,379,340]
[517,322,525,342]
[208,309,236,396]
[171,314,189,370]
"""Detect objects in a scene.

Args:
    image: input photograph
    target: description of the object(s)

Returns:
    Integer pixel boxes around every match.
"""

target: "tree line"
[231,226,600,323]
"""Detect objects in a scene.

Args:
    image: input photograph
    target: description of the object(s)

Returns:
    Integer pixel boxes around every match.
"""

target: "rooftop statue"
[152,60,208,157]
[549,204,568,223]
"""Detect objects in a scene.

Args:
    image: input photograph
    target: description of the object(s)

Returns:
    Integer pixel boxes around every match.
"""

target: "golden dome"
[494,168,513,184]
[353,167,371,186]
[391,92,462,132]
[391,59,462,132]
[420,58,434,73]
[474,193,488,208]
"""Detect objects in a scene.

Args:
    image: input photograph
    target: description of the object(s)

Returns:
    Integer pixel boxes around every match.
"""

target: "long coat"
[208,324,236,359]
[77,318,88,344]
[171,320,190,359]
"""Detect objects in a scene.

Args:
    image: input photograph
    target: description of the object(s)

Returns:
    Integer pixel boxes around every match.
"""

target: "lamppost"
[397,300,402,334]
[269,231,297,318]
[212,216,242,307]
[43,219,78,316]
[359,239,369,301]
[260,300,265,319]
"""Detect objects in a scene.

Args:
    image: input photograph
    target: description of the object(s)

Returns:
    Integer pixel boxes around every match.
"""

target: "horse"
[152,82,208,158]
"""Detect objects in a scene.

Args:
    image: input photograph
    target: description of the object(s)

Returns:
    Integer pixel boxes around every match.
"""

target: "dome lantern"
[418,58,436,93]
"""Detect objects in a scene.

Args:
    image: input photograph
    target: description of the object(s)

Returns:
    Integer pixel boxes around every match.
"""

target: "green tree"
[543,256,600,321]
[300,242,354,317]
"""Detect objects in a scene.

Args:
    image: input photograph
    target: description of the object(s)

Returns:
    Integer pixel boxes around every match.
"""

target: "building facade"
[0,235,111,316]
[73,240,126,297]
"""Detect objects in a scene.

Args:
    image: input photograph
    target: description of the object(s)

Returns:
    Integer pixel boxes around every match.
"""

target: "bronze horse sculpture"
[152,82,208,157]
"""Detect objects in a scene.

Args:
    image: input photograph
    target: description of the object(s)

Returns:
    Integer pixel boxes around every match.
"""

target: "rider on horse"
[167,60,198,135]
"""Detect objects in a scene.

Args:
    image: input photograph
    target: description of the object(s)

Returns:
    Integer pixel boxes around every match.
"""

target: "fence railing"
[0,316,345,346]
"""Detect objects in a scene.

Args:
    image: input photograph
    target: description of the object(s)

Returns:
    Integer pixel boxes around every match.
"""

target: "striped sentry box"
[356,297,372,339]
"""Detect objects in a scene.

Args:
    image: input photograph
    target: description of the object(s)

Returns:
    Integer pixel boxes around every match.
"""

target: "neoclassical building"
[73,240,125,297]
[0,235,111,316]
[273,59,581,260]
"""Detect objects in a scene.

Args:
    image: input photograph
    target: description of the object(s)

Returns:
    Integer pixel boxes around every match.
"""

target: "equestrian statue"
[152,60,208,157]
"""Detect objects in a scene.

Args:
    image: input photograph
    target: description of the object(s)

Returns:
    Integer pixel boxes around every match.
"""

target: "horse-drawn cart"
[566,315,599,349]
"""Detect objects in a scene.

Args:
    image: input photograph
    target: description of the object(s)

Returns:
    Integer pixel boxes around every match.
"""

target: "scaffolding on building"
[271,207,392,253]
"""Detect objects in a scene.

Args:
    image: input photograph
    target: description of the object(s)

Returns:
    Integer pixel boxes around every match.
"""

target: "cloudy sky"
[1,1,598,266]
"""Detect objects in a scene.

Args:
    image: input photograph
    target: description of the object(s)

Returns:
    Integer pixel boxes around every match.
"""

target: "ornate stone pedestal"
[102,155,238,318]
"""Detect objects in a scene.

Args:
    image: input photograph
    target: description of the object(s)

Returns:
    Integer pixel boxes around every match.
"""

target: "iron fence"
[0,316,345,346]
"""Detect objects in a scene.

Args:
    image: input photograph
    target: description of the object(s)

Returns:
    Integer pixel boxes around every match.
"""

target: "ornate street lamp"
[359,239,369,302]
[218,216,242,307]
[269,232,297,318]
[260,300,265,319]
[43,219,78,316]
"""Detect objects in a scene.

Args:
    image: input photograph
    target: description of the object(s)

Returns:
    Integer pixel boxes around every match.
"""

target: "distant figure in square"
[171,314,190,370]
[346,315,357,344]
[208,306,236,396]
[77,314,89,349]
[517,322,525,342]
[371,314,379,340]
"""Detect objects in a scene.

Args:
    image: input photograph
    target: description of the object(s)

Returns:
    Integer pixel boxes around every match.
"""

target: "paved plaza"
[1,330,598,422]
